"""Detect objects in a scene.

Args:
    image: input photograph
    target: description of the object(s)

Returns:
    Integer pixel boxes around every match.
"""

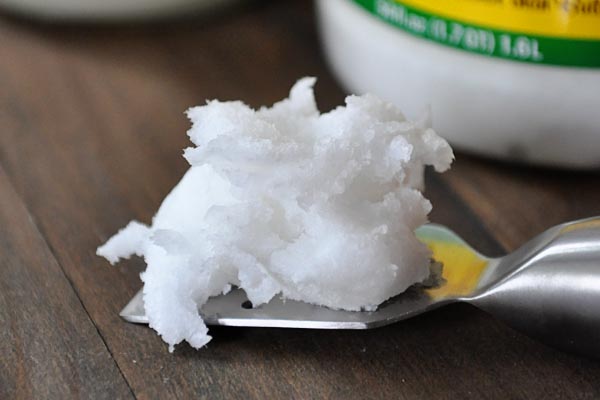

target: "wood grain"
[0,166,133,399]
[0,1,599,399]
[443,156,600,251]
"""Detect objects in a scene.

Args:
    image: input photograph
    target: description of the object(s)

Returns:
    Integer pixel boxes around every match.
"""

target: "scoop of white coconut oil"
[97,78,453,351]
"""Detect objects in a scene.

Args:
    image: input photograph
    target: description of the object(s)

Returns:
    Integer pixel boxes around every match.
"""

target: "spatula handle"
[471,217,600,358]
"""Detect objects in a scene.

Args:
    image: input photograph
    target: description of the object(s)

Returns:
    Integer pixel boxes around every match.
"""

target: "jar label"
[352,0,600,67]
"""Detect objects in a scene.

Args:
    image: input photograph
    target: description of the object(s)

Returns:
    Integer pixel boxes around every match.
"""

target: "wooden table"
[1,1,599,398]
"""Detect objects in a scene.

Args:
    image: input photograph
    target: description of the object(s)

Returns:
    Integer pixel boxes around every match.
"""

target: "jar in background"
[316,0,600,168]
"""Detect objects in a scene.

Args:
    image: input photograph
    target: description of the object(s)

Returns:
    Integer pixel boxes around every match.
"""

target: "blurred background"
[0,0,598,243]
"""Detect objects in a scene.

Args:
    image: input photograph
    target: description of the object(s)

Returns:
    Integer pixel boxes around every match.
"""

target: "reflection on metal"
[121,217,600,358]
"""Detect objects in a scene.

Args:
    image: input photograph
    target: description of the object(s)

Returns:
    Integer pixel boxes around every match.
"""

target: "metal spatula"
[120,217,600,357]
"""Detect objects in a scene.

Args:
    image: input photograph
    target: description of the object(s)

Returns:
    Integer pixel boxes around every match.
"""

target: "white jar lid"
[0,0,243,21]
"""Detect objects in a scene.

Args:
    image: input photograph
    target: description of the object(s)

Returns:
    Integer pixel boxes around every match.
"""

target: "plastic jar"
[316,0,600,168]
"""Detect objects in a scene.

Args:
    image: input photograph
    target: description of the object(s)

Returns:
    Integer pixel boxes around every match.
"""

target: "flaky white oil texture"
[97,78,453,351]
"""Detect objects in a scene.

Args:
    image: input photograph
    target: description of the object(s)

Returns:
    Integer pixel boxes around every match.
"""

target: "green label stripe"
[353,0,600,68]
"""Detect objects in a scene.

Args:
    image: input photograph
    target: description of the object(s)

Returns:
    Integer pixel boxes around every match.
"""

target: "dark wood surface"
[1,1,599,399]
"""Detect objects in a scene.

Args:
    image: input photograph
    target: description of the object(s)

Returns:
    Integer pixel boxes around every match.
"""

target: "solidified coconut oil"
[316,0,600,168]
